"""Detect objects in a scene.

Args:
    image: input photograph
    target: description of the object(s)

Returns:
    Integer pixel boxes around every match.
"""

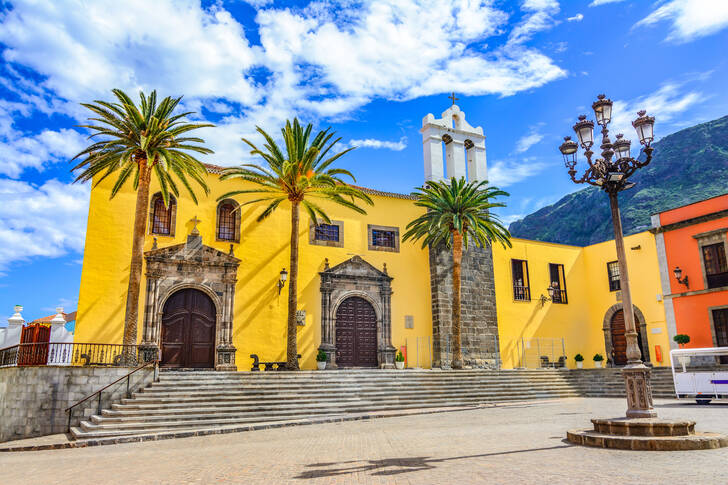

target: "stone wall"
[0,366,155,442]
[429,243,499,368]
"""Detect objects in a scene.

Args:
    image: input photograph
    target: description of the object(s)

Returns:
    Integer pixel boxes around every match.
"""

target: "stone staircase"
[69,367,677,442]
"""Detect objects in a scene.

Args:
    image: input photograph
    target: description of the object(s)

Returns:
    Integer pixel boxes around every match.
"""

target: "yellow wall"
[494,232,669,369]
[75,170,432,370]
[76,168,668,371]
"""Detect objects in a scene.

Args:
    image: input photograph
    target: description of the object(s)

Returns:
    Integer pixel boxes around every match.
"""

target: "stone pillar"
[318,280,337,368]
[466,140,487,181]
[429,243,499,368]
[2,305,24,349]
[48,307,73,365]
[379,281,396,369]
[215,276,237,371]
[422,124,445,182]
[445,138,466,179]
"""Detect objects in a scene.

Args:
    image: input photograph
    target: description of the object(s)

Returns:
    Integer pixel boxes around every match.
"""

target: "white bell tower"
[420,96,487,182]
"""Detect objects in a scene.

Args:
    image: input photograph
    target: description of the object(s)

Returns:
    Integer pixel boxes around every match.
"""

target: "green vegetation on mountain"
[509,115,728,246]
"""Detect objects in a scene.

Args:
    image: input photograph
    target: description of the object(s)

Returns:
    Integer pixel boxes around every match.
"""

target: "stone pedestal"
[567,417,728,451]
[318,343,337,369]
[623,364,657,418]
[215,344,237,371]
[378,345,397,369]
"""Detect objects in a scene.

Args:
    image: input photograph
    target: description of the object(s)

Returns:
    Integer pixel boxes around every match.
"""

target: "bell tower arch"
[420,104,487,182]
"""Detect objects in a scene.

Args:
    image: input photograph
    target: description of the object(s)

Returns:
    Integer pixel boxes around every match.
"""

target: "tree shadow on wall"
[295,444,571,479]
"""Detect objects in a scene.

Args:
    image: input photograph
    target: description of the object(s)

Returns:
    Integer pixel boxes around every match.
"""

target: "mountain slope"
[509,115,728,246]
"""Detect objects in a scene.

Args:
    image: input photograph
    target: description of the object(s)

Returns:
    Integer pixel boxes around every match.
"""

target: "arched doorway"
[335,296,378,367]
[610,309,645,366]
[161,288,216,368]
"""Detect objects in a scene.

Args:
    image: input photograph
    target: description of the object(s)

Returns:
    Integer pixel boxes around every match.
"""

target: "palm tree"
[73,89,213,355]
[219,119,373,370]
[403,177,511,369]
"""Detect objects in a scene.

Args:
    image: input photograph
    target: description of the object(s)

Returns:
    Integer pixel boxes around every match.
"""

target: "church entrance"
[610,309,644,366]
[161,289,216,368]
[335,296,378,367]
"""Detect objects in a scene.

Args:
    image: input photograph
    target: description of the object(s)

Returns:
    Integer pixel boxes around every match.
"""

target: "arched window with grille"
[149,193,177,236]
[216,199,240,243]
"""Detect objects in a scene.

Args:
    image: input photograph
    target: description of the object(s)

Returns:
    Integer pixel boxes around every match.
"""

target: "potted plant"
[574,353,584,369]
[395,350,405,370]
[316,350,327,370]
[593,353,604,368]
[674,334,691,368]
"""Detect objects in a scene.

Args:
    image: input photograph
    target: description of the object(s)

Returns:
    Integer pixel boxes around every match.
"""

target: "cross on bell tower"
[448,92,459,105]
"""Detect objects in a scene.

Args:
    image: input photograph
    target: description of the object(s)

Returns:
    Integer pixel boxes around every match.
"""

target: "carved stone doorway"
[141,234,240,370]
[318,256,396,368]
[603,303,650,367]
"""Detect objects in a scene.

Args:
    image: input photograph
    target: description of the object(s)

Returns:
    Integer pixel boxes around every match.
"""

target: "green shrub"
[395,351,405,362]
[316,350,328,362]
[574,354,584,362]
[673,334,690,347]
[593,353,604,362]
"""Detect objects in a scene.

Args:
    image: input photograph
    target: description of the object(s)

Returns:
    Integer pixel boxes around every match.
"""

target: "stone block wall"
[0,366,154,442]
[429,243,499,368]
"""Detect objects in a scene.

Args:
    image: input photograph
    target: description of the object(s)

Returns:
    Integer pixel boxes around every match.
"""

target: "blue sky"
[1,0,727,323]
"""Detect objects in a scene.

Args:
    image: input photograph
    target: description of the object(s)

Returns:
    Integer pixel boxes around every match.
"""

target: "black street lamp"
[559,94,657,419]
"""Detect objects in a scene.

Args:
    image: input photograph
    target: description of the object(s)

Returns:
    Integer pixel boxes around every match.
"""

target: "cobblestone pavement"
[2,398,727,484]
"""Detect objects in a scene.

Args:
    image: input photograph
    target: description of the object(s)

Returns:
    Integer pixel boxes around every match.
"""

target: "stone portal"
[319,256,396,368]
[141,234,240,370]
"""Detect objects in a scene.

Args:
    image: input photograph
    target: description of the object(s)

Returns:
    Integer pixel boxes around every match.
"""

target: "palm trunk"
[451,231,463,369]
[122,160,151,362]
[286,200,300,370]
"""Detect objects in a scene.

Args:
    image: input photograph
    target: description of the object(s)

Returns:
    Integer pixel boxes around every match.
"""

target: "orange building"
[652,193,728,358]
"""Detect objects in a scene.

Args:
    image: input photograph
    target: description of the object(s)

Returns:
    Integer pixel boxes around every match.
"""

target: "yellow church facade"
[74,104,670,371]
[75,165,670,371]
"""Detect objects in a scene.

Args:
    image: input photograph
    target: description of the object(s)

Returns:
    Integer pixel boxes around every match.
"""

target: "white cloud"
[0,0,567,168]
[515,131,544,153]
[567,13,584,22]
[589,0,625,6]
[0,178,89,272]
[508,0,560,46]
[350,136,407,151]
[608,83,703,142]
[487,158,548,187]
[635,0,728,43]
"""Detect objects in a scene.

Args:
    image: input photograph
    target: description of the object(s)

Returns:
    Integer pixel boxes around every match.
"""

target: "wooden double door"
[161,289,216,368]
[335,296,378,367]
[610,309,645,366]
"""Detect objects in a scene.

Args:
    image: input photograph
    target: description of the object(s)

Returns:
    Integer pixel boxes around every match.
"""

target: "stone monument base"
[567,417,728,451]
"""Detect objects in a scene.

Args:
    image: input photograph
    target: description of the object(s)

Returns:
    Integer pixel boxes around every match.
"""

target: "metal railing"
[0,343,159,368]
[439,334,501,369]
[551,289,568,304]
[404,336,432,368]
[65,359,159,432]
[516,338,567,369]
[513,285,531,301]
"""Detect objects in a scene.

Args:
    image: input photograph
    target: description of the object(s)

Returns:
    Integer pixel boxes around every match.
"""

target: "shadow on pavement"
[296,444,572,479]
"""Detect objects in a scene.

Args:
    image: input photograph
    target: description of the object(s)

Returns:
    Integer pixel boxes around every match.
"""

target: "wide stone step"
[80,395,574,433]
[104,391,581,420]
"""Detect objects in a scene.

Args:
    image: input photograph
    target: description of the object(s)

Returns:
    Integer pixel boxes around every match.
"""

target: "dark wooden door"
[713,309,728,364]
[18,324,51,366]
[161,289,216,368]
[335,297,378,367]
[610,310,644,366]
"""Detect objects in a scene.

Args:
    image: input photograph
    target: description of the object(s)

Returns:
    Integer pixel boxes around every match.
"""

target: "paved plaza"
[2,398,727,484]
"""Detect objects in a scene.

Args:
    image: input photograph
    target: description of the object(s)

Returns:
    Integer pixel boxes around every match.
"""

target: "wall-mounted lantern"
[673,266,689,289]
[278,268,288,294]
[539,283,558,307]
